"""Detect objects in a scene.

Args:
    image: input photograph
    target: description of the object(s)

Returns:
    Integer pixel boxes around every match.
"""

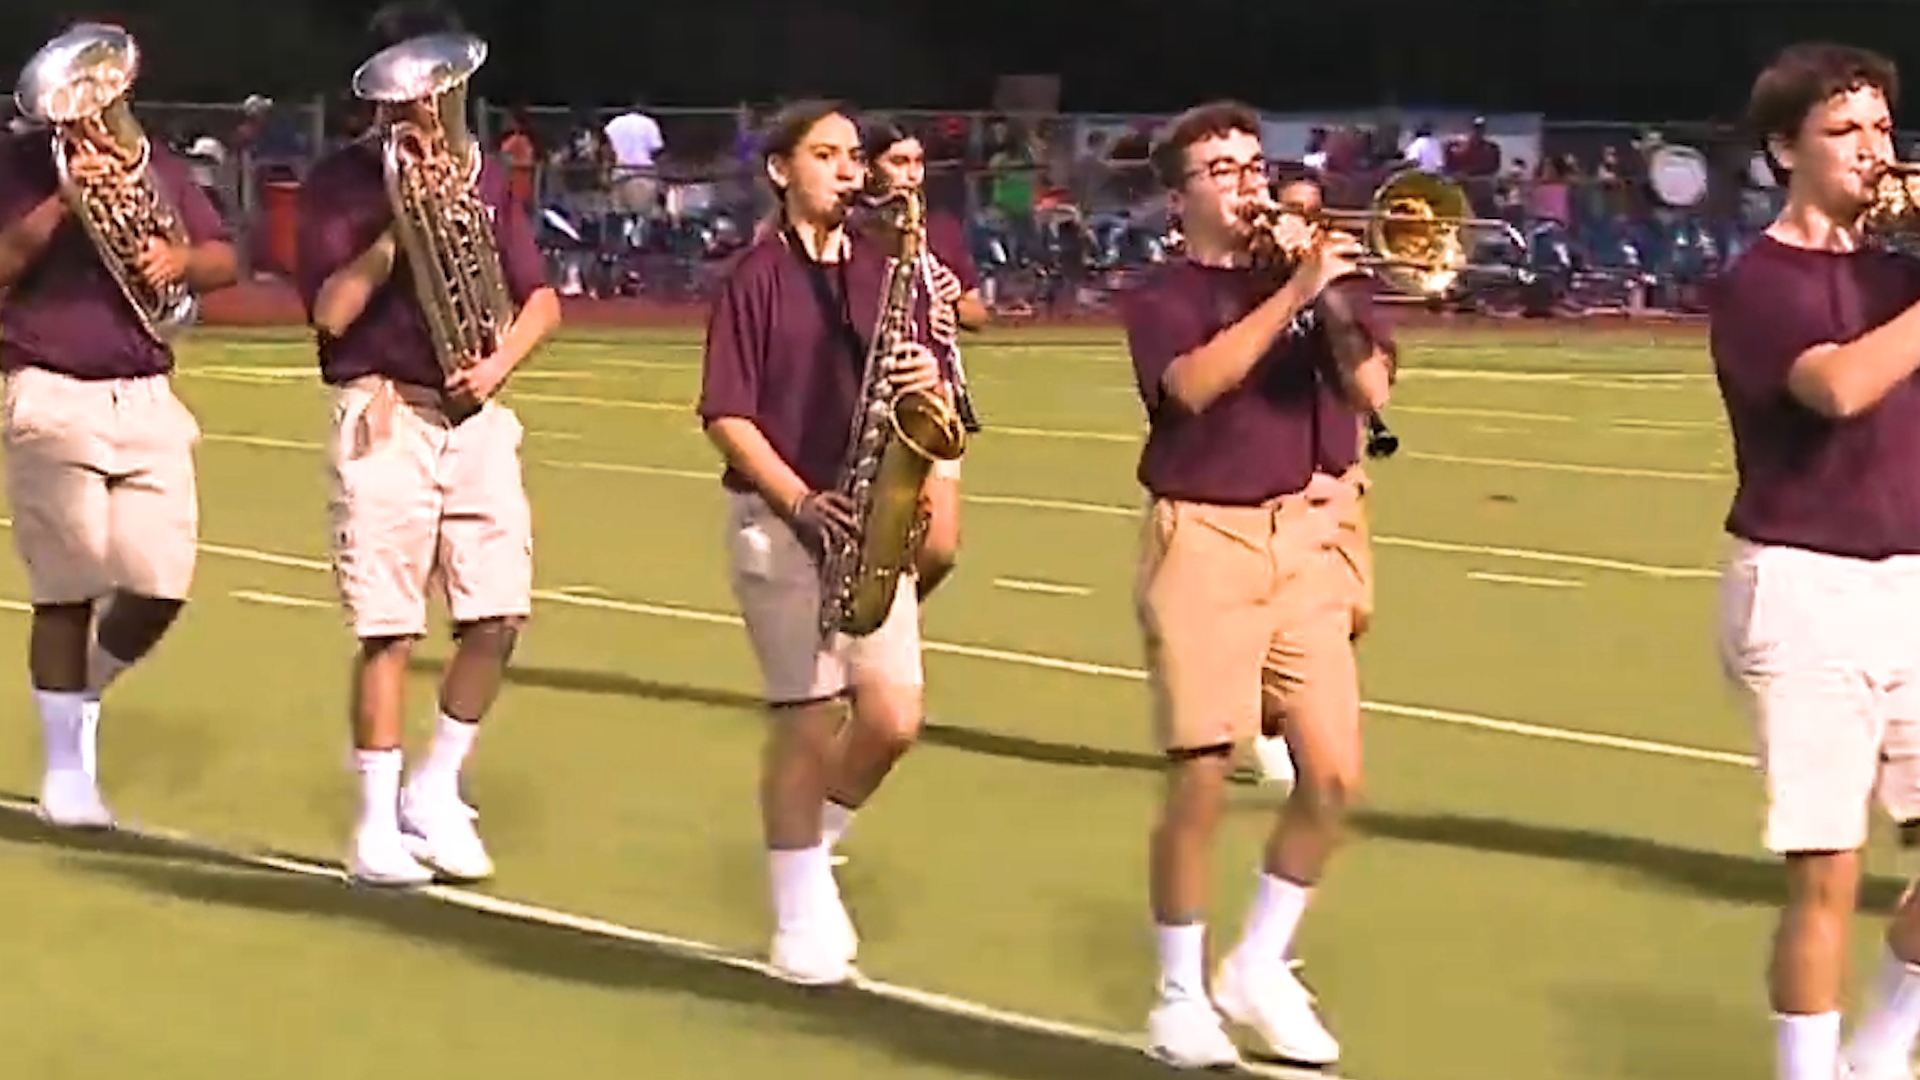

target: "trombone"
[1245,170,1527,299]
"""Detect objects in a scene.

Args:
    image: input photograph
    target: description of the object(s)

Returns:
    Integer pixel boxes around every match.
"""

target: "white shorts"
[1719,539,1920,854]
[725,492,923,705]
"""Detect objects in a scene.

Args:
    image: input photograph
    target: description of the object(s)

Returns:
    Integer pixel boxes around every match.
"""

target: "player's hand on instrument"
[787,490,858,556]
[1298,230,1364,294]
[928,260,964,304]
[1267,212,1317,261]
[885,343,942,394]
[929,301,959,346]
[445,353,511,409]
[135,238,188,289]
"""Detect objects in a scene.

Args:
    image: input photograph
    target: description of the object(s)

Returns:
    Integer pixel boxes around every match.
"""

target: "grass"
[0,323,1899,1080]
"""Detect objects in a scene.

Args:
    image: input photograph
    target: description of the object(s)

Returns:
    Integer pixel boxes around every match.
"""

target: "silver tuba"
[14,23,197,341]
[352,31,516,422]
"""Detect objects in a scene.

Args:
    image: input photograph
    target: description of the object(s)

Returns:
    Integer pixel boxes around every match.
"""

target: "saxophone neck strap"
[782,223,866,375]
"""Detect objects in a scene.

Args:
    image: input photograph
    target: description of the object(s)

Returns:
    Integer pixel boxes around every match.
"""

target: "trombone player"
[0,23,237,830]
[1122,102,1391,1069]
[295,0,560,887]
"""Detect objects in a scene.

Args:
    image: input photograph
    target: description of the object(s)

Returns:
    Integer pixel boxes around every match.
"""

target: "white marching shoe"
[399,787,494,882]
[1146,995,1243,1069]
[37,769,113,830]
[1213,953,1341,1066]
[769,890,860,986]
[348,827,435,887]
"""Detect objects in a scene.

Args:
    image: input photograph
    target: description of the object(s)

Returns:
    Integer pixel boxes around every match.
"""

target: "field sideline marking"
[0,795,1324,1080]
[1467,571,1584,589]
[40,519,1749,772]
[197,434,1723,582]
[993,577,1093,597]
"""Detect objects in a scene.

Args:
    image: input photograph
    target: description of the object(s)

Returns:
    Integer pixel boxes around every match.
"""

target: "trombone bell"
[1310,171,1523,297]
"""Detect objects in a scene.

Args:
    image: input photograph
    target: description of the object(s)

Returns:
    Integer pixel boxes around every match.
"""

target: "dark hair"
[1749,43,1899,181]
[1150,100,1261,188]
[760,98,853,192]
[367,0,464,51]
[860,116,915,162]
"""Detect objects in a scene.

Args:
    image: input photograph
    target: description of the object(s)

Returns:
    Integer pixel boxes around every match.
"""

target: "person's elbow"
[1787,344,1876,419]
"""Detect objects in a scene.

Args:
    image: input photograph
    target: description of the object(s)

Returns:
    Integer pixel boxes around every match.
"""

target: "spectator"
[1403,121,1445,172]
[1301,127,1329,173]
[604,99,664,216]
[1070,130,1118,213]
[497,109,537,209]
[1528,157,1571,227]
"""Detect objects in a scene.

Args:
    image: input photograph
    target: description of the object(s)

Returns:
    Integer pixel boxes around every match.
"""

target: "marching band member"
[697,100,946,986]
[0,24,237,829]
[1248,173,1383,791]
[295,0,561,886]
[1121,102,1390,1069]
[859,118,989,599]
[1711,43,1920,1080]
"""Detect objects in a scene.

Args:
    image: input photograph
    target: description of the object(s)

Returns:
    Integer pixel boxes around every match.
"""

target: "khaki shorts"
[1138,474,1362,753]
[611,173,659,216]
[327,378,533,639]
[2,367,199,604]
[726,491,923,705]
[1719,539,1920,854]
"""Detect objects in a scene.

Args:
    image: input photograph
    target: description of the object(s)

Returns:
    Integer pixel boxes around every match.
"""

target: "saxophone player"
[860,119,989,599]
[698,99,944,986]
[0,25,237,829]
[1122,102,1390,1069]
[1712,44,1920,1080]
[294,0,561,886]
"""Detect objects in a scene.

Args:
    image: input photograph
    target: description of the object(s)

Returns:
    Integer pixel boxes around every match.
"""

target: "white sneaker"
[37,769,113,829]
[1213,954,1341,1066]
[348,827,435,887]
[1843,1060,1917,1080]
[1145,995,1243,1069]
[399,788,494,882]
[1253,737,1296,788]
[770,891,859,986]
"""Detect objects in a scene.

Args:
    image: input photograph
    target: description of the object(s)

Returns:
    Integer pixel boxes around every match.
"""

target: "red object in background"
[260,179,300,275]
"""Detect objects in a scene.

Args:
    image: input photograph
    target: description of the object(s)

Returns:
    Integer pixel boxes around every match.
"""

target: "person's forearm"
[313,233,398,337]
[705,417,810,514]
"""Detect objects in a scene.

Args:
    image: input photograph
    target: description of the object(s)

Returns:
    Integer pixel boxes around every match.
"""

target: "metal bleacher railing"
[135,99,1799,318]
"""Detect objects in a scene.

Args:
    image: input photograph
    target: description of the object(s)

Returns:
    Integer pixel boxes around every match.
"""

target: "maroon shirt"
[926,211,979,293]
[0,133,228,379]
[1710,235,1920,559]
[1123,262,1394,505]
[294,140,548,390]
[699,229,933,495]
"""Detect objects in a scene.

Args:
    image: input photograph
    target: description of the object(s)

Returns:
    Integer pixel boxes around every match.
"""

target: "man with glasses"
[1121,101,1393,1070]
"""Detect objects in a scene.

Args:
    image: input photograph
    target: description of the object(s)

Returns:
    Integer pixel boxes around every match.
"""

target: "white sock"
[1775,1011,1841,1080]
[1231,873,1312,968]
[1155,922,1208,1002]
[822,800,857,849]
[411,714,480,798]
[86,640,133,700]
[354,748,404,836]
[1845,952,1920,1073]
[769,845,831,930]
[35,690,92,776]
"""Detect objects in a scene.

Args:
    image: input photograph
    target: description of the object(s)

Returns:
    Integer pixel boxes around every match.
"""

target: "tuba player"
[1712,43,1920,1080]
[0,25,237,829]
[294,0,561,886]
[1121,102,1392,1069]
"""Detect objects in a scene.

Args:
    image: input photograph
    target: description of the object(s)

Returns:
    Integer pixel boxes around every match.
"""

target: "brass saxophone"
[14,23,198,341]
[352,31,516,422]
[818,187,969,640]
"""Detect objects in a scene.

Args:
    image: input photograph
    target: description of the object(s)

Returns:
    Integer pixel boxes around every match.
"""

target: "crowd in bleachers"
[119,95,1815,316]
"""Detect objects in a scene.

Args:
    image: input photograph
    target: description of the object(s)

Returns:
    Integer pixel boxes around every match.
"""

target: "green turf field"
[0,324,1901,1080]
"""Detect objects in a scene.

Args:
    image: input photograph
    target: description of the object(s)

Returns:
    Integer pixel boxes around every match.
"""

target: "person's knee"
[452,615,524,664]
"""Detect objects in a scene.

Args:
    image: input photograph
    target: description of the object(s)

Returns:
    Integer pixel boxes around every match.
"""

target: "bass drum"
[1649,145,1710,208]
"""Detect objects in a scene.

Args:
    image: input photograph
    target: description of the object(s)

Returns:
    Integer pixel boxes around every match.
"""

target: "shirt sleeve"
[0,140,57,230]
[160,153,231,245]
[931,215,980,293]
[1122,274,1204,416]
[1326,276,1397,368]
[1708,261,1831,410]
[494,199,549,304]
[294,164,373,315]
[697,261,769,423]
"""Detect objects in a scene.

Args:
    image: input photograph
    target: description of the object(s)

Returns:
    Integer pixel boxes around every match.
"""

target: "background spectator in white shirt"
[1402,122,1446,172]
[603,100,665,216]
